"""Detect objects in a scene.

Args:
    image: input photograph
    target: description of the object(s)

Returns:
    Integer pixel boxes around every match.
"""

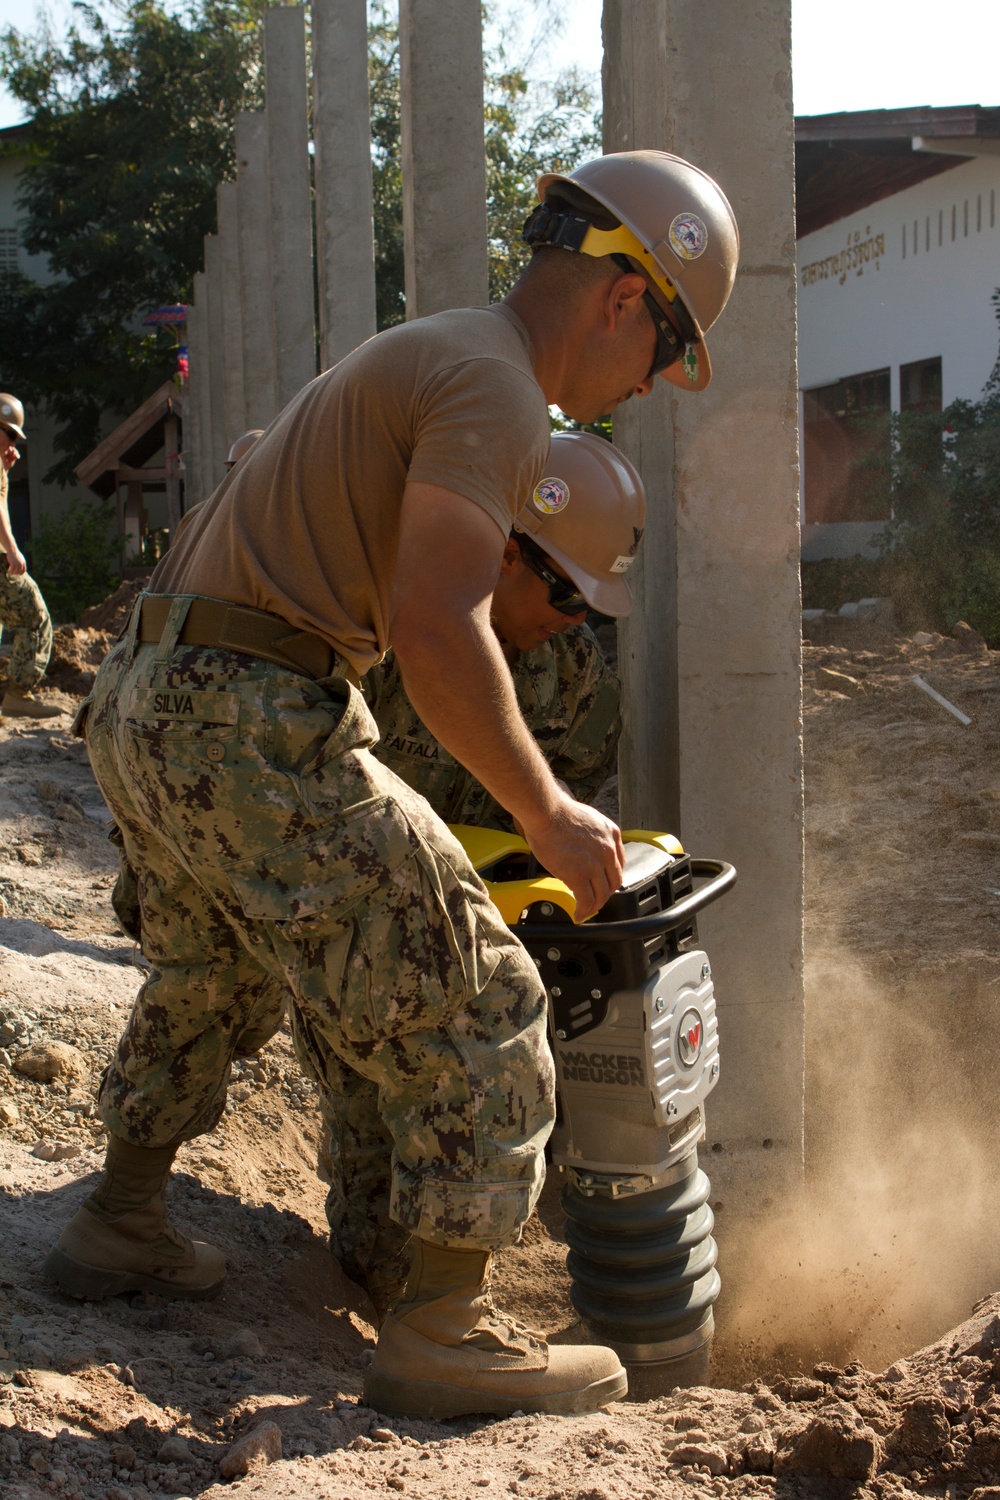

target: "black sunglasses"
[609,253,690,380]
[515,533,588,615]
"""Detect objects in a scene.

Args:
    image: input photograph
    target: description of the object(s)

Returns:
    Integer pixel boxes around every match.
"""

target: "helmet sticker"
[610,555,635,574]
[533,477,570,516]
[668,212,708,261]
[681,346,700,384]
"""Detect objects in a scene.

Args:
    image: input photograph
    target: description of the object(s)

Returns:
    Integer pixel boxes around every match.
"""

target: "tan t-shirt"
[153,305,551,676]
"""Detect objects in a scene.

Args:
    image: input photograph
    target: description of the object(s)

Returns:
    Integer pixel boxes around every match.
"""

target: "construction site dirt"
[3,617,1000,1500]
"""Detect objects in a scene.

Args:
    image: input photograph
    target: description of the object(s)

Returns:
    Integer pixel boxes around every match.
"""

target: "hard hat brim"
[534,533,635,619]
[0,418,26,441]
[662,336,712,393]
[538,166,717,395]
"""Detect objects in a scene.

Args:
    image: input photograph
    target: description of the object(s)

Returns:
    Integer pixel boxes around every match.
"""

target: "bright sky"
[0,0,996,129]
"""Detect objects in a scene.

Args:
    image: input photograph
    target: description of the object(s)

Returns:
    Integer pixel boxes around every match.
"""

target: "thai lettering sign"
[801,225,885,288]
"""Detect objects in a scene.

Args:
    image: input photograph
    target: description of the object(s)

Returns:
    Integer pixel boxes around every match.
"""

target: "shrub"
[32,499,120,623]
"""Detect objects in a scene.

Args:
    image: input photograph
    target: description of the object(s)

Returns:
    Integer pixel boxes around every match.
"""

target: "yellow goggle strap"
[578,223,679,306]
[522,201,679,307]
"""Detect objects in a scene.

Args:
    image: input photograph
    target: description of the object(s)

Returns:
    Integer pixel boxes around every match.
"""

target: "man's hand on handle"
[392,482,624,923]
[519,794,624,923]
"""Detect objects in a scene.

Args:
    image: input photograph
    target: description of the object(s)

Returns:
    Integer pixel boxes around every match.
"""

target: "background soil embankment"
[2,617,1000,1498]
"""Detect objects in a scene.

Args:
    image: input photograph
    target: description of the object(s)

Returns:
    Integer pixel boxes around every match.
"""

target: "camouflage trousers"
[83,596,554,1251]
[0,558,53,691]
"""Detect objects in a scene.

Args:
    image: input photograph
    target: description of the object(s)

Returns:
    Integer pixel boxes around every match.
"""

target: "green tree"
[0,0,267,482]
[0,0,598,485]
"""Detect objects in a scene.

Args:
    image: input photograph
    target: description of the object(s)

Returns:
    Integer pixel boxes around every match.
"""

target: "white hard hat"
[513,432,645,618]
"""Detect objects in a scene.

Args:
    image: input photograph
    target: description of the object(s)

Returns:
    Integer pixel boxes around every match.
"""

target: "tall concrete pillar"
[184,293,206,508]
[235,111,279,429]
[399,0,488,317]
[202,234,228,492]
[163,412,182,534]
[264,5,316,407]
[216,181,247,450]
[604,0,804,1219]
[313,0,377,368]
[189,272,217,505]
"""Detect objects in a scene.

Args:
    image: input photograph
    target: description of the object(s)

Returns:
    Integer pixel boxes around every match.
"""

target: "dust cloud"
[714,940,1000,1383]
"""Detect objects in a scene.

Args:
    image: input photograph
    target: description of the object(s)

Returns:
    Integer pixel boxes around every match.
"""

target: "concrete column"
[604,0,804,1219]
[235,111,279,428]
[183,294,206,508]
[216,181,247,450]
[163,412,182,534]
[189,271,217,504]
[399,0,488,317]
[202,234,228,491]
[312,0,377,368]
[264,5,316,407]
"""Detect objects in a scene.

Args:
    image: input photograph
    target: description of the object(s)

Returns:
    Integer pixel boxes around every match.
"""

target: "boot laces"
[478,1288,547,1350]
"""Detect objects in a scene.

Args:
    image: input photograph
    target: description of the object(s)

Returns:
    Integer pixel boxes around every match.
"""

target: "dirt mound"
[77,574,151,636]
[45,625,114,695]
[4,628,1000,1495]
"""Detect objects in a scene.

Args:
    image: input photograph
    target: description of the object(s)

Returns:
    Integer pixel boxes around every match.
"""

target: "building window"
[900,357,942,414]
[803,368,891,525]
[0,229,18,274]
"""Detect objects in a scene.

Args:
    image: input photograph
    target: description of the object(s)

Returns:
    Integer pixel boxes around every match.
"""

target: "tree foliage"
[31,496,120,620]
[0,0,598,482]
[0,0,267,481]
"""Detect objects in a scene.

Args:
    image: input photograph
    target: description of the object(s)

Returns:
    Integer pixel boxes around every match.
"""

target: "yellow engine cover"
[447,825,685,926]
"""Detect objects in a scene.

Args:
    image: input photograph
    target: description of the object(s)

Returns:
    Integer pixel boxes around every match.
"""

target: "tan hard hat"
[225,429,263,468]
[513,432,645,618]
[0,393,26,441]
[529,151,740,392]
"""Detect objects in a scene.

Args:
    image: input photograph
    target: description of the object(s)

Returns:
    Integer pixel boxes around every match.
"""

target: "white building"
[795,106,1000,559]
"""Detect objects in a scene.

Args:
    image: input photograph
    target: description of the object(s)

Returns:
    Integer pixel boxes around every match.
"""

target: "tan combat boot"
[44,1137,226,1301]
[2,687,63,719]
[363,1239,627,1419]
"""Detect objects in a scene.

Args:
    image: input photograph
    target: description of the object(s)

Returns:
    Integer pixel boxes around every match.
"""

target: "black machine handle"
[509,857,737,944]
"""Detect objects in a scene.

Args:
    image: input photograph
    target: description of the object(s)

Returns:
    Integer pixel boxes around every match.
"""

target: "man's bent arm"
[390,483,623,921]
[0,483,25,573]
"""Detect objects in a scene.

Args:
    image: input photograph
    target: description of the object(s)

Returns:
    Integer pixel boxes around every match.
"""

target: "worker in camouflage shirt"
[366,620,621,832]
[367,431,642,832]
[0,393,62,720]
[308,430,646,1318]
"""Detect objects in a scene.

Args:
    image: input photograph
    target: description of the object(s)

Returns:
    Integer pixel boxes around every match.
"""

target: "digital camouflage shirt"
[366,623,621,830]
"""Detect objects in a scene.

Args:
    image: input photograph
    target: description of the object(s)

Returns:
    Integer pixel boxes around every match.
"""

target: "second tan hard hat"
[225,429,263,469]
[0,393,26,441]
[513,432,645,618]
[532,150,740,392]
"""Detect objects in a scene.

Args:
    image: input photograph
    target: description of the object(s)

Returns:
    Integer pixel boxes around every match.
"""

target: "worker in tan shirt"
[46,151,739,1420]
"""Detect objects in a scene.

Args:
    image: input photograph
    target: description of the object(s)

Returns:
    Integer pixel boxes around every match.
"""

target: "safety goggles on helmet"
[514,531,588,615]
[607,254,684,379]
[523,203,698,381]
